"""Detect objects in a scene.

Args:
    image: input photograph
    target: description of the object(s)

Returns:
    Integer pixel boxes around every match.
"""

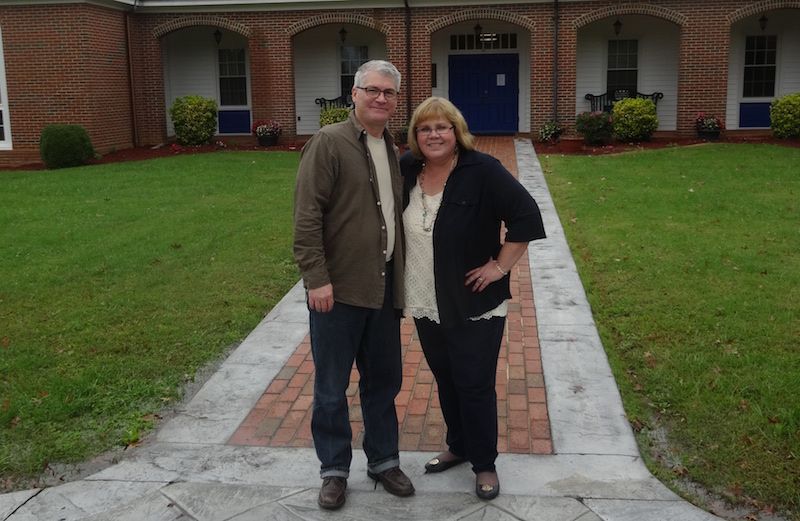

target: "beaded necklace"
[419,151,458,232]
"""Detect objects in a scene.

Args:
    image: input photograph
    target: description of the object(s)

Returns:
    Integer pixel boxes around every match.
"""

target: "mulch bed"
[534,134,800,155]
[6,135,798,171]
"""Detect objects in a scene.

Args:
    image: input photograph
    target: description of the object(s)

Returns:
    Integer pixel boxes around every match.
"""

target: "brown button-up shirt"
[293,112,405,310]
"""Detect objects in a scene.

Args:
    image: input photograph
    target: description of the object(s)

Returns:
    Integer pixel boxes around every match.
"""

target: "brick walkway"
[228,137,552,455]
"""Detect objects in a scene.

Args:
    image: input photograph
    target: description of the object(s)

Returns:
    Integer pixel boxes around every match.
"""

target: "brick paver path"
[229,137,552,455]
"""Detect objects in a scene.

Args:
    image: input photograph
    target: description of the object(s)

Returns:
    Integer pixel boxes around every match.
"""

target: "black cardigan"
[400,148,546,327]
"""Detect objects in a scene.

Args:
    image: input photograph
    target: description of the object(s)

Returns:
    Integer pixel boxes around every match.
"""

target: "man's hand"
[308,284,334,313]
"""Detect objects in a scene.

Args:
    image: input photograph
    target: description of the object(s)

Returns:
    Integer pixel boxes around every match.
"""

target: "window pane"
[341,76,354,98]
[607,39,638,93]
[341,46,367,96]
[220,78,247,105]
[743,34,776,98]
[607,70,637,93]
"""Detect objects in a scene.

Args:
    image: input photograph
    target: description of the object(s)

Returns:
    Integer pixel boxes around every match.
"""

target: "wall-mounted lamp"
[613,18,622,36]
[214,28,222,46]
[339,27,347,42]
[758,14,768,31]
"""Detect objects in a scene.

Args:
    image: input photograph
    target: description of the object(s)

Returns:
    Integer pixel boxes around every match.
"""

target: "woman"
[400,97,546,500]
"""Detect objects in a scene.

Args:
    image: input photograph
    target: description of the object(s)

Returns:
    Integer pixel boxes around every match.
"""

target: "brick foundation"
[0,0,794,166]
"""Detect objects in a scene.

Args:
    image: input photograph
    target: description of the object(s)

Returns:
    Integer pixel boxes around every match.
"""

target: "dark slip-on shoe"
[424,454,467,473]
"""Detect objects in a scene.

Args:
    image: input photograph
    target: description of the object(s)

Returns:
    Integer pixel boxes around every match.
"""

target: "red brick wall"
[0,4,132,166]
[0,0,785,166]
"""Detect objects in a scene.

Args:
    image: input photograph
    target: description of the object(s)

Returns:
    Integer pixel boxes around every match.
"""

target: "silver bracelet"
[494,261,508,276]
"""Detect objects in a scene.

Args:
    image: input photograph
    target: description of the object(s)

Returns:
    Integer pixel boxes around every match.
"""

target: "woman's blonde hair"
[407,97,475,159]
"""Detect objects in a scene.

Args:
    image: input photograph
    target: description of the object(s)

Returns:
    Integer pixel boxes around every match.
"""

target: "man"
[293,60,414,510]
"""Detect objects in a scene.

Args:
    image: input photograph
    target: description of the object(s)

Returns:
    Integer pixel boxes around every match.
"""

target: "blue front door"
[449,54,518,134]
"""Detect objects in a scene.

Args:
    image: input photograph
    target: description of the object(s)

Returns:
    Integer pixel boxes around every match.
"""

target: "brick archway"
[426,8,535,34]
[727,0,800,23]
[572,3,687,29]
[286,13,387,37]
[152,16,252,39]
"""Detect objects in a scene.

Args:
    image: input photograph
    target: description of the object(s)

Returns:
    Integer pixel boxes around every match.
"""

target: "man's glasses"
[415,125,454,137]
[355,86,398,100]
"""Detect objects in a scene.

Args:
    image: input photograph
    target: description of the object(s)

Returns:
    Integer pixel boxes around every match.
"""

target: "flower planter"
[258,134,279,147]
[697,129,721,140]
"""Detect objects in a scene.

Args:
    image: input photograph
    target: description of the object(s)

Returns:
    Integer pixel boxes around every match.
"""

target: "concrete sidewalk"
[0,139,723,521]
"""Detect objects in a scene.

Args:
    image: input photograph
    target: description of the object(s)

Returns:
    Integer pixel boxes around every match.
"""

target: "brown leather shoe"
[318,476,347,510]
[367,466,415,497]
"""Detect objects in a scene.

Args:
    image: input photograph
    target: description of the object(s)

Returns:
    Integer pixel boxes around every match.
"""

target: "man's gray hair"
[353,60,401,91]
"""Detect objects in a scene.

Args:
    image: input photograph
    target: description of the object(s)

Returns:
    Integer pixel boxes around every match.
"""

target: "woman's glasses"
[415,125,454,137]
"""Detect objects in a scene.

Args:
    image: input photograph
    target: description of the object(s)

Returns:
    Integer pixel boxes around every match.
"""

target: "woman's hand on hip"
[465,257,504,293]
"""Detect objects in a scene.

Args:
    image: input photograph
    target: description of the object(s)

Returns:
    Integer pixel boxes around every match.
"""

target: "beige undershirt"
[366,133,395,261]
[403,183,507,323]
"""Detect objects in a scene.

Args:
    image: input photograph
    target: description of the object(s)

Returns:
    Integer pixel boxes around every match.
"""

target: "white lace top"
[403,182,507,323]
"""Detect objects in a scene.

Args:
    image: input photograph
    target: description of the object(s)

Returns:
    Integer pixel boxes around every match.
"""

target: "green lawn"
[540,143,799,518]
[0,152,300,486]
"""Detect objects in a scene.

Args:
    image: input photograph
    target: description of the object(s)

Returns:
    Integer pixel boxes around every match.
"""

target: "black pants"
[414,316,505,473]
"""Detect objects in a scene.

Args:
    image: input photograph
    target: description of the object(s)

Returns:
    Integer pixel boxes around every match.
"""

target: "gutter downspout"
[552,0,559,123]
[404,0,412,125]
[125,0,139,146]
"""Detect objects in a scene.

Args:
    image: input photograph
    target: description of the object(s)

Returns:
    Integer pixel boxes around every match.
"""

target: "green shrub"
[575,111,613,145]
[320,107,350,127]
[770,92,800,138]
[169,95,218,145]
[539,120,563,143]
[612,98,659,142]
[39,124,95,169]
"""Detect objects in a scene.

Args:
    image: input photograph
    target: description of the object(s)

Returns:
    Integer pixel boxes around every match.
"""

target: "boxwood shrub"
[39,124,95,169]
[770,92,800,138]
[612,98,659,142]
[320,107,350,127]
[169,95,218,145]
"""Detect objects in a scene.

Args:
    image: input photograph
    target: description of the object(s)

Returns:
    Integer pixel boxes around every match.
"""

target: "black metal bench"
[314,95,352,110]
[584,90,664,112]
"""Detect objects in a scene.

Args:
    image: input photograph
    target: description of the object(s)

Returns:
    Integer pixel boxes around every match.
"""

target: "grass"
[0,151,300,486]
[540,144,799,519]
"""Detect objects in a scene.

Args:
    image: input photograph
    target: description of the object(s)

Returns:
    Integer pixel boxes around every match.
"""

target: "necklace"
[419,151,458,232]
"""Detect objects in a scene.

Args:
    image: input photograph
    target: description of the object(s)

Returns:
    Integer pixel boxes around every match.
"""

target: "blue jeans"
[308,270,402,479]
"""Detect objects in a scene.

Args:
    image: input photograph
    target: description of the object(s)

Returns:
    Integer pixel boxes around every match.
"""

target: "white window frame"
[606,39,639,96]
[0,27,12,150]
[340,45,368,98]
[216,47,250,110]
[742,34,779,100]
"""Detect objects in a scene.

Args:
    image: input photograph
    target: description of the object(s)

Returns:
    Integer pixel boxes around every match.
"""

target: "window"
[607,39,638,97]
[449,32,517,51]
[0,28,11,148]
[743,35,776,97]
[218,48,247,106]
[341,46,368,98]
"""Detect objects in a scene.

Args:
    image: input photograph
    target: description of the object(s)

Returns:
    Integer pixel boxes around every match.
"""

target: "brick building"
[0,0,798,166]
